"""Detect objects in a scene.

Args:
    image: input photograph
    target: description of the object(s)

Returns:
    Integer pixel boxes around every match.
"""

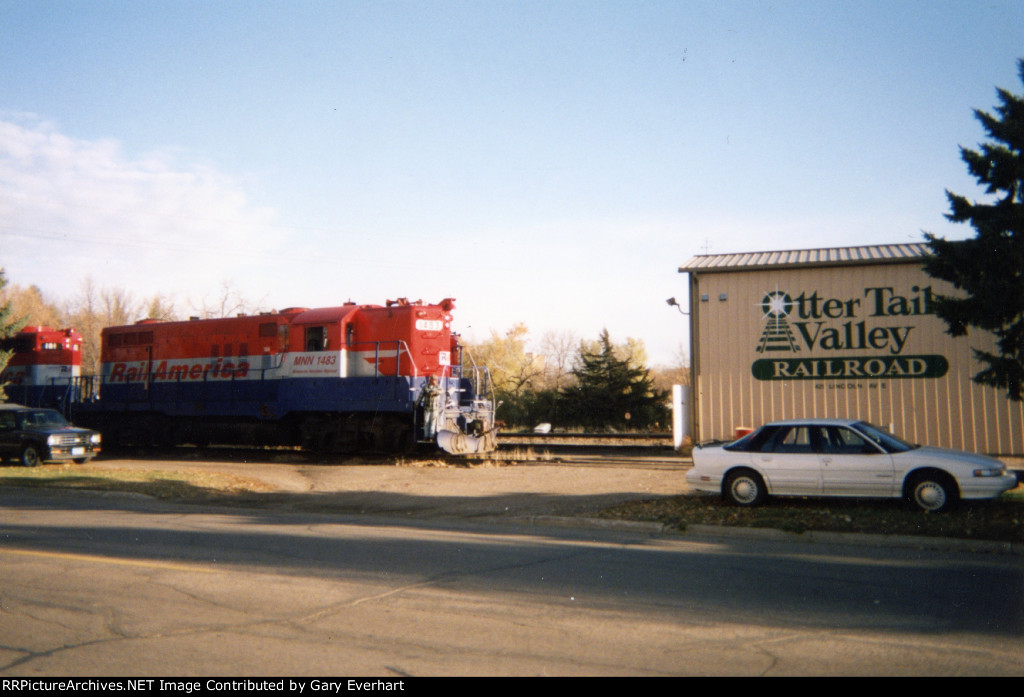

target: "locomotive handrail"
[347,339,416,378]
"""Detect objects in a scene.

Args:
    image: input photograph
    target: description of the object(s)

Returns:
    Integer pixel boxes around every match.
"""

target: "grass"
[599,488,1024,544]
[0,463,275,501]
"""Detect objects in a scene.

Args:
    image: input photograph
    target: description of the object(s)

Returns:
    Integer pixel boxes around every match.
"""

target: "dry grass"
[0,463,276,501]
[599,488,1024,543]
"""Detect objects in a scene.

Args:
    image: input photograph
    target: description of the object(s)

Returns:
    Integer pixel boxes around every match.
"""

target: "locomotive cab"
[0,327,84,410]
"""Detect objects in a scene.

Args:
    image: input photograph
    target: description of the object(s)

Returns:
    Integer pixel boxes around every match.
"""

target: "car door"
[819,425,896,497]
[755,425,822,495]
[0,411,18,459]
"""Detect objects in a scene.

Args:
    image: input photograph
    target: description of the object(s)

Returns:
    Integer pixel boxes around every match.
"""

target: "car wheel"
[723,469,767,507]
[906,472,959,513]
[20,445,42,468]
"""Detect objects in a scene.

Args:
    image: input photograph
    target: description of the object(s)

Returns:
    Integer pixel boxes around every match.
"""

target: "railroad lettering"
[752,355,948,381]
[109,360,250,382]
[864,285,935,317]
[792,321,913,354]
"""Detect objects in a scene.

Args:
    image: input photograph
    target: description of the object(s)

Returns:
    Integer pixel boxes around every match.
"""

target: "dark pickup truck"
[0,404,102,466]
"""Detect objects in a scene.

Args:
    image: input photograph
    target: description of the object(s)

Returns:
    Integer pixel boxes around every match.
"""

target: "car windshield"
[853,421,917,453]
[22,410,70,428]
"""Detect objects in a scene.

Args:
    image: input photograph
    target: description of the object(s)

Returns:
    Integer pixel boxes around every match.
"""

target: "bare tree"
[469,323,545,397]
[143,293,178,322]
[189,280,263,319]
[65,278,141,375]
[537,329,578,390]
[0,281,63,329]
[650,344,690,394]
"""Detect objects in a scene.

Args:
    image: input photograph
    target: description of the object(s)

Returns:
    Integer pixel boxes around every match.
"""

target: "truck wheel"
[20,445,42,467]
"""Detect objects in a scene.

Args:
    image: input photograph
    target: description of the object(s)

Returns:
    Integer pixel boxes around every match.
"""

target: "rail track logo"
[756,290,800,353]
[751,286,948,381]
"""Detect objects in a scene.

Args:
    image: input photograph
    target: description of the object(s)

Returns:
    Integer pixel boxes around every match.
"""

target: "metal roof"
[678,242,931,273]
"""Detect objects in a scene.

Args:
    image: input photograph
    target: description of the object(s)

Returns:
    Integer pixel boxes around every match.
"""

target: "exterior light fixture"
[666,297,689,315]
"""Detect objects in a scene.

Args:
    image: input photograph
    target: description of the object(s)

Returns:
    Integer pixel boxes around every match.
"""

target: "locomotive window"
[108,334,123,347]
[139,331,154,344]
[305,326,326,351]
[259,322,277,338]
[123,333,137,346]
[223,343,232,357]
[211,345,220,358]
[239,342,248,357]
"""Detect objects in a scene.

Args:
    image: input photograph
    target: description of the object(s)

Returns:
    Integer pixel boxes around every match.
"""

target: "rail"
[498,432,675,448]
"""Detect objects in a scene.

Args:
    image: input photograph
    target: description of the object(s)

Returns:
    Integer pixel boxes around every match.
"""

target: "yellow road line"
[0,547,220,573]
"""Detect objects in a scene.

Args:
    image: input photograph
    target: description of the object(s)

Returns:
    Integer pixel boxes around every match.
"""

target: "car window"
[21,410,69,428]
[729,425,781,452]
[771,426,815,453]
[823,426,877,454]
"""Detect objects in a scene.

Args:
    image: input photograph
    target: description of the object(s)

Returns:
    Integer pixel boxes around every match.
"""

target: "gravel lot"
[85,452,694,520]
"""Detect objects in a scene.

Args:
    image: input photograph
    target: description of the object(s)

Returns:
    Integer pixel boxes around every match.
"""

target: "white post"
[672,384,688,450]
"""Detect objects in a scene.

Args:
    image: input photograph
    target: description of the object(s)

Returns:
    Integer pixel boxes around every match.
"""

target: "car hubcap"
[732,478,757,503]
[915,482,945,511]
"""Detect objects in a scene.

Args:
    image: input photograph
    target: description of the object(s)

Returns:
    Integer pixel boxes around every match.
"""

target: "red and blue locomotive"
[0,326,86,410]
[1,298,497,455]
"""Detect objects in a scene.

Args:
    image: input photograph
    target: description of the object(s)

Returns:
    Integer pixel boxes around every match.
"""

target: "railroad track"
[497,432,675,448]
[102,432,685,468]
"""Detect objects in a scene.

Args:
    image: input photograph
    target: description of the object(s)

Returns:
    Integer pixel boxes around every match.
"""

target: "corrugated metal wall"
[688,262,1024,455]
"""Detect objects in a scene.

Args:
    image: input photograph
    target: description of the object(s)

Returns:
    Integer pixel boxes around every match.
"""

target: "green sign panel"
[752,355,949,381]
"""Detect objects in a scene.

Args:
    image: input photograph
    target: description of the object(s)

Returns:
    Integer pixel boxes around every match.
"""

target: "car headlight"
[973,467,1005,477]
[47,434,59,446]
[90,433,101,444]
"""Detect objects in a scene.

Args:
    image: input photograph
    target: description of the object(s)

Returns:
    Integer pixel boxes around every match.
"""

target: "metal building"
[678,243,1024,456]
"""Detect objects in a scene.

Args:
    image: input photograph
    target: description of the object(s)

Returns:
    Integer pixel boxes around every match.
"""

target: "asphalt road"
[1,458,1022,676]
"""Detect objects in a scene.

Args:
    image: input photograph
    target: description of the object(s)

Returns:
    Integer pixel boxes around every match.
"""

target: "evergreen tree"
[0,269,29,401]
[560,329,668,431]
[924,59,1024,401]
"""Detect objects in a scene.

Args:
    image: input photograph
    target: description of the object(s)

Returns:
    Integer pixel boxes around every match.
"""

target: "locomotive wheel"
[385,423,415,455]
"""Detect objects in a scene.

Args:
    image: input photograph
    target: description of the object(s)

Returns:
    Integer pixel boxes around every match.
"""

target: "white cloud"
[0,117,285,307]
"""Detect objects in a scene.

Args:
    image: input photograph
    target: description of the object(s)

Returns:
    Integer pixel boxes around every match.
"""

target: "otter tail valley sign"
[752,286,948,381]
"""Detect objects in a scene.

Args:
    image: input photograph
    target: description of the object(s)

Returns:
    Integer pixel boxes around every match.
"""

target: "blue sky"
[1,1,1021,366]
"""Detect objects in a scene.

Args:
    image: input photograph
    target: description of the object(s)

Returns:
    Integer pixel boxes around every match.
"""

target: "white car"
[687,418,1018,512]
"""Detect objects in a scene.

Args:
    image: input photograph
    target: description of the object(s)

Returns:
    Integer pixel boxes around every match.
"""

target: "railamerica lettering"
[108,359,251,383]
